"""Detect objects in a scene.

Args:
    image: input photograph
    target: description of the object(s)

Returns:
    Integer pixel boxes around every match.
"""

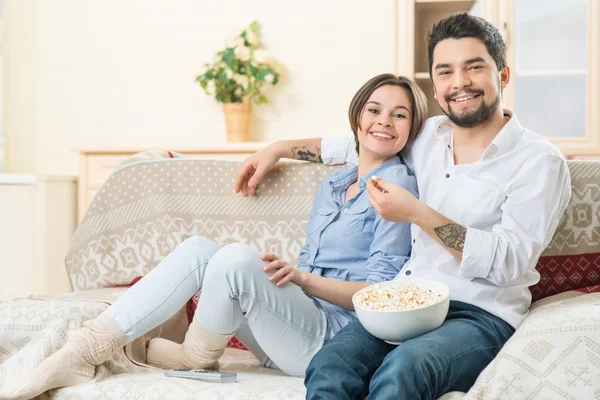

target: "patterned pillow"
[532,254,600,302]
[463,290,600,399]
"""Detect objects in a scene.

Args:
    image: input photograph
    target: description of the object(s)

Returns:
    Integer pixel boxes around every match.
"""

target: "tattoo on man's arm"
[291,146,323,163]
[434,224,466,252]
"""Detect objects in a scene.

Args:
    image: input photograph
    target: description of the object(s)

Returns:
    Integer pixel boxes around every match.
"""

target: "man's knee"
[369,345,433,398]
[371,341,488,398]
[310,321,391,378]
[377,345,422,378]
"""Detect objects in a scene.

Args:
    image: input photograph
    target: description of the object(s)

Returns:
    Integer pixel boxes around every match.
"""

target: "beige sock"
[181,320,235,370]
[0,314,125,400]
[147,319,234,371]
[146,338,186,370]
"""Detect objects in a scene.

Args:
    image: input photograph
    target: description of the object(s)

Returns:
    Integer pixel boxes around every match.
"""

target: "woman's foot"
[147,338,219,370]
[0,314,125,400]
[146,319,234,370]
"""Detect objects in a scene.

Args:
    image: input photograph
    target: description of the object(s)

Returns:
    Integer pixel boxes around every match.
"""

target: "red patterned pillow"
[532,253,600,303]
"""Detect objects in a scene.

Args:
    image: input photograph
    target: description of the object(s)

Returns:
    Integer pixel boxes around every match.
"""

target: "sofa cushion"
[461,290,600,399]
[43,368,305,400]
[0,290,308,399]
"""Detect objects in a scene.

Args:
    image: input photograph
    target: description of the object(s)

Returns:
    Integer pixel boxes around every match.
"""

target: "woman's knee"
[171,236,221,265]
[212,243,260,267]
[204,242,264,281]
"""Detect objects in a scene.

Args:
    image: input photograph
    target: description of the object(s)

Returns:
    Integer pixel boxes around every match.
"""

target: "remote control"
[164,368,238,383]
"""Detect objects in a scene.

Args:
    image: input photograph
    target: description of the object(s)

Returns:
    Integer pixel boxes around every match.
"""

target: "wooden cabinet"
[76,143,267,221]
[397,0,497,118]
[503,0,600,156]
[396,0,600,156]
[0,175,76,300]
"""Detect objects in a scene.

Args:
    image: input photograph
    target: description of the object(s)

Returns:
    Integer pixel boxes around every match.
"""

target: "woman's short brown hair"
[348,74,428,154]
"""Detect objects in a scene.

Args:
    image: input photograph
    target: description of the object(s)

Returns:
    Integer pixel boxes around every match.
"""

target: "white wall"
[3,0,397,176]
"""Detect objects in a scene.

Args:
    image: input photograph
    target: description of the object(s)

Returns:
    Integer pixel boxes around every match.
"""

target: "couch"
[0,155,599,399]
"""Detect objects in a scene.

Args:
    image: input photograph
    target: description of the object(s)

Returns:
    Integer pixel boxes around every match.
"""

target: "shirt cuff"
[460,228,496,279]
[321,135,358,166]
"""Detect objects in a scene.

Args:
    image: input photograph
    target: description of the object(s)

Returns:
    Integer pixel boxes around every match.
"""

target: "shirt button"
[412,239,415,244]
[405,270,412,276]
[344,208,349,214]
[445,174,450,178]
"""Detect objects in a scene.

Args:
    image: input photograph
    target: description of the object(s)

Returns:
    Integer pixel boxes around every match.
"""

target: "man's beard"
[442,89,500,128]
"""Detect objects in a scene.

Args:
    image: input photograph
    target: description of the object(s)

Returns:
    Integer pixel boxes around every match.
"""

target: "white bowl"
[352,279,450,345]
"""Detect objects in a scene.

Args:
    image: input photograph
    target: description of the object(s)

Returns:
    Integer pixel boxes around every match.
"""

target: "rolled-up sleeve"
[460,154,571,287]
[365,168,418,283]
[321,135,358,166]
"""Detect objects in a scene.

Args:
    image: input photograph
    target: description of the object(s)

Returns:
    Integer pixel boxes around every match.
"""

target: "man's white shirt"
[322,111,571,328]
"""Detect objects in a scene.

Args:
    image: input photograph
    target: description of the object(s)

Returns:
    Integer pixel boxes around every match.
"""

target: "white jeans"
[103,236,329,376]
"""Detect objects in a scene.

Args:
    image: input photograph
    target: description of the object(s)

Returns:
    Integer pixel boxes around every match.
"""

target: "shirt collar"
[328,156,403,190]
[435,109,524,159]
[486,110,523,158]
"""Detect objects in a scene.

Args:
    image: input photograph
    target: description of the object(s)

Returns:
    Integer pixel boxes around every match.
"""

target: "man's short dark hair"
[427,13,507,75]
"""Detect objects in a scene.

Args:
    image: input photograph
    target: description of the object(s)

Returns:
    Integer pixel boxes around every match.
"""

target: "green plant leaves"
[196,20,279,105]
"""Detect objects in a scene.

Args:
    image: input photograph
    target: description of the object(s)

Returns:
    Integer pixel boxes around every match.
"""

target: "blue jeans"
[305,301,515,400]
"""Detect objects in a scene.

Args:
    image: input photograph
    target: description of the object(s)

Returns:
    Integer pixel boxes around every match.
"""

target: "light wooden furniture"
[396,0,600,156]
[76,143,267,221]
[503,0,599,156]
[0,175,77,300]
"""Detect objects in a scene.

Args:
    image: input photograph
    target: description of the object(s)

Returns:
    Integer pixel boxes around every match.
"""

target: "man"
[234,13,571,399]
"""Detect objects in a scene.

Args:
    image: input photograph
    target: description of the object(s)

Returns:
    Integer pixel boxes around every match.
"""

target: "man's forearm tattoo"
[291,146,323,163]
[434,223,466,252]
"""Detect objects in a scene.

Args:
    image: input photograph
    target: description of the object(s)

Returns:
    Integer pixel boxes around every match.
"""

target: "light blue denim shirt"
[298,156,417,337]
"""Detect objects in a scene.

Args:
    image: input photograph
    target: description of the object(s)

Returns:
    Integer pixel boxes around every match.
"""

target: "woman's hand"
[261,253,307,288]
[366,177,422,223]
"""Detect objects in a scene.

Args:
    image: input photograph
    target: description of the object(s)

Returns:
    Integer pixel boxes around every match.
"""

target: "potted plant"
[196,21,280,142]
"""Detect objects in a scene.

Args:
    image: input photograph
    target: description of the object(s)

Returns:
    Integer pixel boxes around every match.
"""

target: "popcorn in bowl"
[352,279,450,344]
[354,281,444,311]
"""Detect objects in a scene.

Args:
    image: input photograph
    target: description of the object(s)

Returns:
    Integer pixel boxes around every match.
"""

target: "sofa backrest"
[65,158,600,302]
[532,161,600,301]
[65,159,342,291]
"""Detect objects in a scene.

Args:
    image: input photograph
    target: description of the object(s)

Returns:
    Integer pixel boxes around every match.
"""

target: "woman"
[1,74,427,399]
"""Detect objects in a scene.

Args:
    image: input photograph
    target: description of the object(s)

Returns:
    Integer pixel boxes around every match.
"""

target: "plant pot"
[223,103,252,142]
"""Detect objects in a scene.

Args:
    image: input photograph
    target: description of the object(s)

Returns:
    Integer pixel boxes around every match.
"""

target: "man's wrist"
[408,199,430,226]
